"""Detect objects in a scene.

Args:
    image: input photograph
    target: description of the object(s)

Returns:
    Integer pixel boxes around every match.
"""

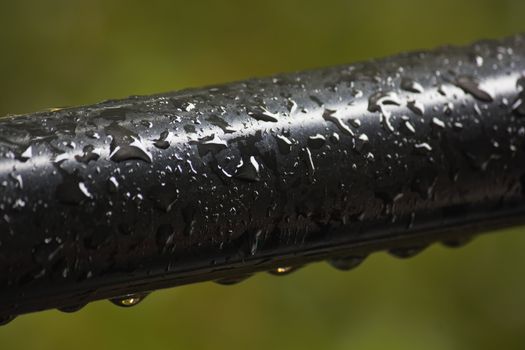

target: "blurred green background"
[0,0,524,349]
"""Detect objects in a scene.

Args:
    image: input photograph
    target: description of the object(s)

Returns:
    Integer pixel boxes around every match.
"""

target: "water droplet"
[287,98,298,114]
[328,255,366,271]
[351,88,363,98]
[322,109,354,136]
[20,145,32,161]
[185,102,196,112]
[474,55,484,67]
[78,182,93,199]
[348,118,361,128]
[207,115,237,133]
[401,78,424,93]
[105,123,152,163]
[248,107,279,122]
[107,176,119,193]
[33,238,63,264]
[86,130,100,139]
[75,145,100,164]
[275,134,293,154]
[148,183,179,212]
[56,171,93,205]
[307,134,326,149]
[197,134,228,156]
[156,224,175,251]
[512,97,525,116]
[329,132,340,143]
[11,173,23,189]
[153,130,170,150]
[109,137,153,163]
[302,147,315,178]
[358,134,369,142]
[402,120,416,134]
[437,84,452,97]
[455,76,493,102]
[380,112,395,133]
[368,91,401,113]
[414,142,432,153]
[431,117,446,129]
[407,100,425,116]
[513,77,525,116]
[235,156,260,182]
[309,95,324,107]
[110,293,149,307]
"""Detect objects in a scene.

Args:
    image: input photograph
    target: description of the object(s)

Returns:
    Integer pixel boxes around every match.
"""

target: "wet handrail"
[0,33,524,324]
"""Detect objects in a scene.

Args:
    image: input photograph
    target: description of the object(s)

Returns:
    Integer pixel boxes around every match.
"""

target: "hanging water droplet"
[0,315,15,326]
[268,266,301,276]
[58,303,87,313]
[110,293,149,307]
[215,274,253,286]
[328,255,366,271]
[442,236,472,248]
[389,245,427,258]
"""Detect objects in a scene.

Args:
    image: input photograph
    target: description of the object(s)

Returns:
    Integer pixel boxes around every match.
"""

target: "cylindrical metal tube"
[1,34,524,320]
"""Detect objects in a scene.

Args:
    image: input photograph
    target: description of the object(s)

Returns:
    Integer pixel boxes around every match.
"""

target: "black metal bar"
[0,34,524,323]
